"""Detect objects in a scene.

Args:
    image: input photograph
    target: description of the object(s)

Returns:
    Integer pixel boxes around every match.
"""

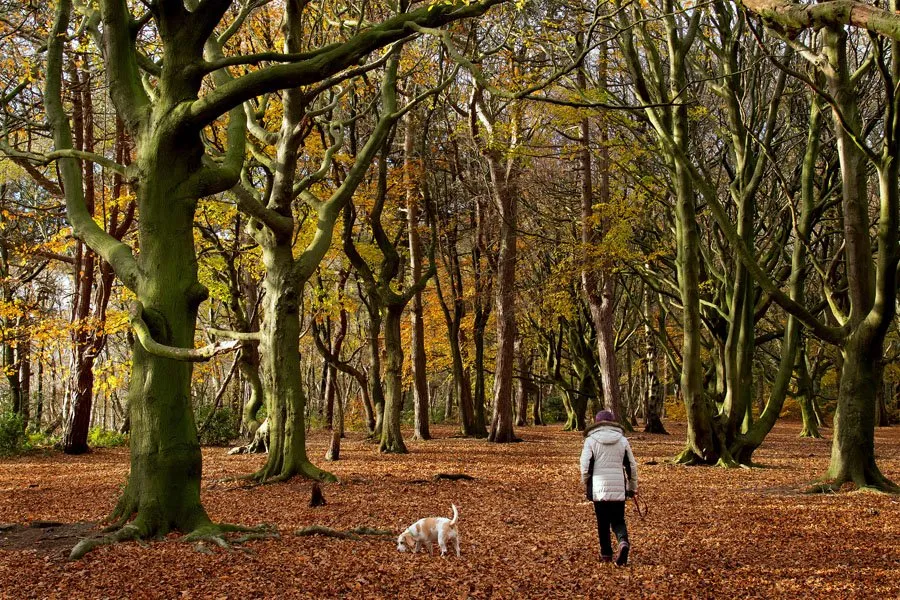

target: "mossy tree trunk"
[45,0,503,549]
[684,19,899,489]
[252,244,330,481]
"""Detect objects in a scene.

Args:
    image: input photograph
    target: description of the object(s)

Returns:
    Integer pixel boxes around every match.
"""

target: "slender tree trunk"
[514,341,530,427]
[326,374,344,461]
[406,121,430,441]
[380,305,408,453]
[367,307,386,437]
[35,352,43,430]
[532,382,544,425]
[797,346,822,438]
[472,312,489,434]
[451,325,477,435]
[487,154,518,443]
[643,289,667,433]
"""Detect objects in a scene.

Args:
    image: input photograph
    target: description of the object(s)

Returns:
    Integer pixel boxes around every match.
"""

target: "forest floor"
[0,420,898,599]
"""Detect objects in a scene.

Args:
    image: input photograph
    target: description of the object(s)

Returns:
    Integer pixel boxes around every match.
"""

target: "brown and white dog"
[396,504,460,557]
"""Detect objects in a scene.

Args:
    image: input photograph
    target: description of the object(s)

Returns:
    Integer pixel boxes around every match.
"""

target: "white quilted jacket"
[580,423,638,502]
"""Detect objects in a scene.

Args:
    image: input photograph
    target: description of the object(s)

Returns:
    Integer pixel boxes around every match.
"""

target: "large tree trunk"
[817,27,898,491]
[255,245,333,482]
[107,158,213,534]
[672,156,717,464]
[826,325,894,488]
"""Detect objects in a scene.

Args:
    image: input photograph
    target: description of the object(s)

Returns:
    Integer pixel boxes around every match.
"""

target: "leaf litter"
[0,421,897,599]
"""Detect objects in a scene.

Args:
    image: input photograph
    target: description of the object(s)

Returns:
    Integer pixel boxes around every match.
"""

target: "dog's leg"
[437,530,447,557]
[454,534,460,557]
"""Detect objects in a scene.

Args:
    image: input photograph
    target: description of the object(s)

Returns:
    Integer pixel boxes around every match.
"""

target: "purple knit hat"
[594,410,616,423]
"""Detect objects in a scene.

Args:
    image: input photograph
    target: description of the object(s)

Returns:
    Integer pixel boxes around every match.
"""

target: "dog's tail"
[449,503,459,526]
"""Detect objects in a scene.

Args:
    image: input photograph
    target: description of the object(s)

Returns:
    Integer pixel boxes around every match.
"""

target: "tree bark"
[380,305,408,453]
[406,119,430,441]
[487,154,518,443]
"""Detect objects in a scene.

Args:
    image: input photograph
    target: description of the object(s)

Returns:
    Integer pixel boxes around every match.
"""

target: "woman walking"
[580,410,638,566]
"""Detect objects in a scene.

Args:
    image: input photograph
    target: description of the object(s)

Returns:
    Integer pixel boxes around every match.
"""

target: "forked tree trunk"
[577,46,625,424]
[729,97,819,463]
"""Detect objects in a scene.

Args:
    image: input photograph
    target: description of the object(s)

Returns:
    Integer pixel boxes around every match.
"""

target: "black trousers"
[593,501,628,557]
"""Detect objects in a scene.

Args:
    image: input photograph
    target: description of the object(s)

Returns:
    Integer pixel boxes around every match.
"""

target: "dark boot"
[614,542,630,567]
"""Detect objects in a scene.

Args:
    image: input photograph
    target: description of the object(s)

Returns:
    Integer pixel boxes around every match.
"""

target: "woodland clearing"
[0,421,898,599]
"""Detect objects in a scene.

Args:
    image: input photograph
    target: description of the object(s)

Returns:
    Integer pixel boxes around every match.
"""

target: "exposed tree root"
[673,448,706,465]
[182,523,280,550]
[348,527,393,536]
[805,471,900,495]
[70,523,145,560]
[295,525,393,540]
[249,459,338,485]
[798,428,823,439]
[71,521,278,560]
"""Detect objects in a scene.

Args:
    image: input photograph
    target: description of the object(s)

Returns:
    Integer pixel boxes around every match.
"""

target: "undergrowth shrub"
[0,410,26,456]
[197,407,238,446]
[88,427,129,448]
